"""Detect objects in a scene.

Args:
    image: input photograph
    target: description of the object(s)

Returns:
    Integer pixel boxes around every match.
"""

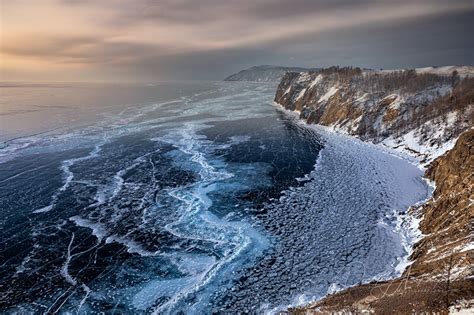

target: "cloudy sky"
[1,0,473,82]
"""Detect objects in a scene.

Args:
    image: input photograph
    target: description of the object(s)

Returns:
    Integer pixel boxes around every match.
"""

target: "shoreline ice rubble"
[271,102,444,312]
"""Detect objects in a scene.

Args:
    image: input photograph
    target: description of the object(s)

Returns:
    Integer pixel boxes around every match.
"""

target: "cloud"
[60,0,471,25]
[2,0,473,81]
[2,35,171,65]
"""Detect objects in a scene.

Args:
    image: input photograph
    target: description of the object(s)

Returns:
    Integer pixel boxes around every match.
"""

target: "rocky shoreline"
[273,66,473,313]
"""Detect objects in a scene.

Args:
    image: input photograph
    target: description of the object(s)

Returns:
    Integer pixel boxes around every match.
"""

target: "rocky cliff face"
[290,130,473,314]
[409,129,473,279]
[275,66,474,313]
[275,66,474,164]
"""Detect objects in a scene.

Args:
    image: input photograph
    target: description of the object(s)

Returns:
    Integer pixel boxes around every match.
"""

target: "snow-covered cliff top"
[373,65,474,77]
[274,66,474,165]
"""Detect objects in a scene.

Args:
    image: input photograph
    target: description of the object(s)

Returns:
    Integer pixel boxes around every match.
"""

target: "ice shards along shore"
[0,82,428,314]
[213,123,428,313]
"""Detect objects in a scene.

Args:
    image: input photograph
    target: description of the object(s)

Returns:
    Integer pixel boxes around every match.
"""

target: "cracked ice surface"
[0,82,429,314]
[213,122,429,313]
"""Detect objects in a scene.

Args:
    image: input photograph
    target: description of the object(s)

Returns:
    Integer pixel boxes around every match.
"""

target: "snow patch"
[354,93,368,103]
[415,65,474,78]
[308,75,323,90]
[372,65,474,78]
[384,94,402,109]
[296,88,307,100]
[318,86,338,103]
[296,72,311,83]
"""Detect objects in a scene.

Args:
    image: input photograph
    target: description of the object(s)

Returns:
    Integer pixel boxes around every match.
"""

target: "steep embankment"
[410,129,473,279]
[275,66,473,164]
[274,66,473,313]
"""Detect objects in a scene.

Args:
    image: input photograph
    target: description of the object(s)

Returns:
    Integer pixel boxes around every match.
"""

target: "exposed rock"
[288,129,473,315]
[408,129,473,279]
[289,279,474,314]
[275,66,474,164]
[274,66,474,314]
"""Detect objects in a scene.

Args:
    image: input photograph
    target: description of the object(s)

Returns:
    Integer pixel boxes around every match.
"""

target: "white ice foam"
[145,122,270,313]
[33,142,105,213]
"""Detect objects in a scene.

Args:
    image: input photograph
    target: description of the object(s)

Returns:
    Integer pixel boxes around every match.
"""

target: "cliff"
[274,66,473,313]
[275,66,474,164]
[409,129,473,280]
[224,65,318,82]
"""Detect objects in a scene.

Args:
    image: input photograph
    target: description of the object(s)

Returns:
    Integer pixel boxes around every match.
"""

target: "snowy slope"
[275,66,474,165]
[374,65,474,78]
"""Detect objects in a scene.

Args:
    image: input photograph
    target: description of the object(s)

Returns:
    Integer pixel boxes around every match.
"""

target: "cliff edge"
[274,66,473,313]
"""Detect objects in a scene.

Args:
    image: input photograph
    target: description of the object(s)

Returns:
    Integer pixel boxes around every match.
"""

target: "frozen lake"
[0,82,428,313]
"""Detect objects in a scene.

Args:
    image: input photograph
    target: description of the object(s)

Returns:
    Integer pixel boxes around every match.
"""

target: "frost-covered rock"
[275,66,474,164]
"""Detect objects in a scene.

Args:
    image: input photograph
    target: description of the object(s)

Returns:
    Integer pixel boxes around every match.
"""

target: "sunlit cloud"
[1,0,473,82]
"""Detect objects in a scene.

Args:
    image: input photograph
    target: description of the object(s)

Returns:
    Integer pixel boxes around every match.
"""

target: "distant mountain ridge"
[224,65,318,82]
